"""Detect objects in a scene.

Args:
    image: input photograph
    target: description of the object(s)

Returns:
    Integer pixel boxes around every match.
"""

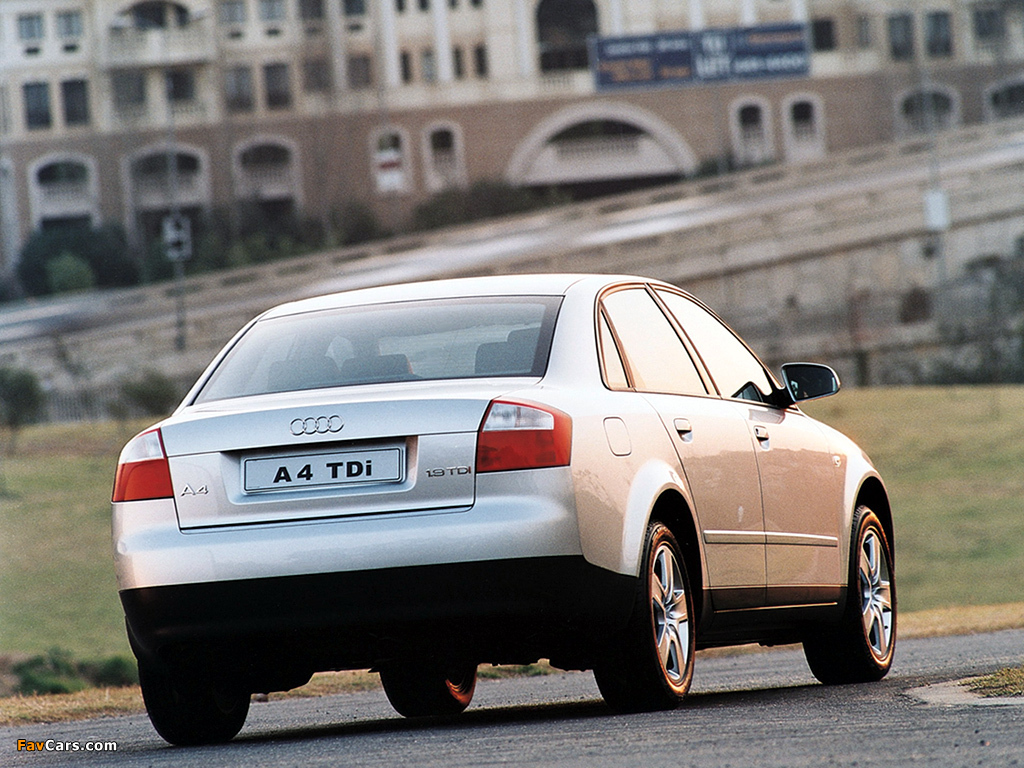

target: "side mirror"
[780,362,840,404]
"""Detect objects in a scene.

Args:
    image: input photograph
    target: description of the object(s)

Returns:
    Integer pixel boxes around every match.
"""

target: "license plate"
[243,448,403,492]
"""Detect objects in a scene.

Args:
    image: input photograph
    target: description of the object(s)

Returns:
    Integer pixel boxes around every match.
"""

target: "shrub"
[45,252,96,294]
[17,224,136,297]
[12,649,139,695]
[0,366,44,452]
[120,370,179,416]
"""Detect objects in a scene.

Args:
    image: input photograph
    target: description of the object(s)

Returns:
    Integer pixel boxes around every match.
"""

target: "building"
[2,0,1024,276]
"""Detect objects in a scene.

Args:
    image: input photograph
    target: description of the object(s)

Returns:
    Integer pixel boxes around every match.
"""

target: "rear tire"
[379,660,477,718]
[804,506,896,684]
[594,522,695,712]
[138,659,249,745]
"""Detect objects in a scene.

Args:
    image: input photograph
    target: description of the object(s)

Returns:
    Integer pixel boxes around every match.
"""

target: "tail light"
[112,428,173,502]
[476,400,571,473]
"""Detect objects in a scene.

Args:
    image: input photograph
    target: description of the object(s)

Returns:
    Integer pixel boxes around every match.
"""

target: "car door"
[600,287,767,608]
[655,289,845,605]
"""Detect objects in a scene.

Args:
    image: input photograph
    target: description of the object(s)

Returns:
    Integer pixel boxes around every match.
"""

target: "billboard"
[590,23,809,91]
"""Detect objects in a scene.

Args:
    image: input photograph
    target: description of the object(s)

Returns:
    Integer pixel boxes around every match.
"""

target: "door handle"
[674,418,693,435]
[754,425,770,441]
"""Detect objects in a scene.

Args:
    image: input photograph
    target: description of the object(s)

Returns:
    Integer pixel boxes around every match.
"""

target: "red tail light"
[112,429,173,502]
[476,400,571,473]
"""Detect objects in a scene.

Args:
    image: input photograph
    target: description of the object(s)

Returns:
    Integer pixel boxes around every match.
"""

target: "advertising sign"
[591,23,809,91]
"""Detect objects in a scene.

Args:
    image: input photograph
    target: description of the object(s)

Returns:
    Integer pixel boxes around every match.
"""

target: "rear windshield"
[193,296,562,403]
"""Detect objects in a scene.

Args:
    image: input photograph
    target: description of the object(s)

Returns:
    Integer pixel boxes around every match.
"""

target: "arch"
[730,95,775,166]
[27,153,100,232]
[422,121,468,192]
[118,1,193,29]
[233,135,304,208]
[120,141,211,245]
[984,74,1024,122]
[781,92,826,162]
[894,84,960,135]
[370,125,414,194]
[536,0,599,73]
[506,101,697,186]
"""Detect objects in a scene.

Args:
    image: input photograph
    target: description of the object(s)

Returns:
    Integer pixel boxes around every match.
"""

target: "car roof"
[261,273,669,320]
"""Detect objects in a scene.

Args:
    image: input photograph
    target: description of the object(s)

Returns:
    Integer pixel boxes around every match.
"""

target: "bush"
[0,366,44,451]
[119,370,180,417]
[12,649,138,695]
[412,180,569,231]
[17,224,136,297]
[45,252,96,294]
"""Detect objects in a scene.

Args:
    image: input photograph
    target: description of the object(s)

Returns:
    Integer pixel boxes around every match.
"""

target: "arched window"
[37,161,89,187]
[790,101,815,140]
[132,152,200,177]
[990,81,1024,120]
[373,130,410,193]
[127,1,191,30]
[536,0,598,73]
[739,105,764,143]
[901,91,953,132]
[240,144,291,168]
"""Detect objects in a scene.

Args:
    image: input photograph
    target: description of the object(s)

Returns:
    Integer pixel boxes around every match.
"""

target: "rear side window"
[194,296,562,402]
[601,288,706,396]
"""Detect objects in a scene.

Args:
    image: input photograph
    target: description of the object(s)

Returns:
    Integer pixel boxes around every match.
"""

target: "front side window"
[657,290,774,402]
[194,297,562,402]
[600,288,706,396]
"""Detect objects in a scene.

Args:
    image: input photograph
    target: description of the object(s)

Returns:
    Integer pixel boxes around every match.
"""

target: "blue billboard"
[590,23,809,90]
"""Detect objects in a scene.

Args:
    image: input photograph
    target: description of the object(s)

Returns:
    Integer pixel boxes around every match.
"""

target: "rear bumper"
[121,555,636,688]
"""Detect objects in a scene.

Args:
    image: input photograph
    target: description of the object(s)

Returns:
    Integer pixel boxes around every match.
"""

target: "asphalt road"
[3,629,1023,768]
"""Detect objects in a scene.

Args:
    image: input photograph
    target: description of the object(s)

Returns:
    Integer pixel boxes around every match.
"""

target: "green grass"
[2,387,1024,659]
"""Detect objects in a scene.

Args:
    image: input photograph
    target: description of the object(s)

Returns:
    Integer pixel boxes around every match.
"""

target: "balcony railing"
[104,24,214,68]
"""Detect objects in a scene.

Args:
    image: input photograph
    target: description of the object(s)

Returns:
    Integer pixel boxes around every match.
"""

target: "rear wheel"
[379,660,477,718]
[138,659,249,745]
[594,522,695,712]
[804,506,896,684]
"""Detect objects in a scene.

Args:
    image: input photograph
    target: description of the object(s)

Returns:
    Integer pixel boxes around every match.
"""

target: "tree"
[17,223,137,297]
[0,366,44,453]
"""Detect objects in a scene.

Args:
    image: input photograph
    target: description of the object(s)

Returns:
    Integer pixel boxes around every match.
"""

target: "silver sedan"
[112,273,895,745]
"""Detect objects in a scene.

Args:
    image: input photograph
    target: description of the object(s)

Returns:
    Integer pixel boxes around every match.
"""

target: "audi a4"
[112,274,895,745]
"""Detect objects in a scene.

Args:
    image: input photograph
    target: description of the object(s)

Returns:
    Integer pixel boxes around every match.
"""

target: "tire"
[804,506,896,685]
[594,522,695,712]
[138,659,250,746]
[379,660,477,718]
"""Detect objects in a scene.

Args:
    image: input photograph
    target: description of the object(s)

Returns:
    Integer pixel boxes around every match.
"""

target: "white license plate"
[243,448,403,492]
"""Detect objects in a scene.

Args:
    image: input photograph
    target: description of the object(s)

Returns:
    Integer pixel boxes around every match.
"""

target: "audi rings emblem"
[290,415,344,436]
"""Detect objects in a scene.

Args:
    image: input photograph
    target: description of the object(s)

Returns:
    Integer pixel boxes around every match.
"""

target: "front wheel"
[594,522,695,712]
[379,660,477,718]
[804,506,896,684]
[138,659,250,745]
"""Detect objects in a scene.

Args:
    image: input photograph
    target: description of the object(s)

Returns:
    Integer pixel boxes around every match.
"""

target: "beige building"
[2,0,1024,275]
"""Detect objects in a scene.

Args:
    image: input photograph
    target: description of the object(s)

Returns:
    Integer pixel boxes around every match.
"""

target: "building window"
[811,19,836,52]
[974,7,1004,46]
[112,70,147,110]
[888,13,915,61]
[453,47,465,79]
[470,0,482,6]
[791,101,815,140]
[220,0,247,24]
[303,58,332,92]
[18,14,45,42]
[23,83,52,130]
[419,0,430,10]
[56,11,84,39]
[856,15,872,49]
[61,80,90,126]
[537,0,598,72]
[902,91,953,132]
[450,0,459,8]
[400,51,413,83]
[348,55,373,89]
[165,70,196,103]
[926,12,953,58]
[473,44,488,77]
[264,63,292,108]
[396,0,407,12]
[224,66,255,111]
[990,81,1024,119]
[259,0,287,22]
[344,0,367,15]
[300,0,325,20]
[421,49,436,82]
[373,130,407,193]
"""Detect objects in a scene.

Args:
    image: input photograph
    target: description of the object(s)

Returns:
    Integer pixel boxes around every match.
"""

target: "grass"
[2,387,1024,713]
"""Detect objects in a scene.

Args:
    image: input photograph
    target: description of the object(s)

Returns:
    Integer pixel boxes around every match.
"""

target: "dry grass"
[969,667,1024,698]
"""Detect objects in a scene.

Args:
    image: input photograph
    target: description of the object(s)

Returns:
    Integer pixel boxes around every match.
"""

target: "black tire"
[138,659,250,746]
[594,521,695,712]
[379,660,477,718]
[804,506,896,684]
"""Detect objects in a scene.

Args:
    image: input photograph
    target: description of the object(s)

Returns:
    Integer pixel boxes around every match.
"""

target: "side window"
[601,288,706,396]
[599,312,629,390]
[657,290,774,401]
